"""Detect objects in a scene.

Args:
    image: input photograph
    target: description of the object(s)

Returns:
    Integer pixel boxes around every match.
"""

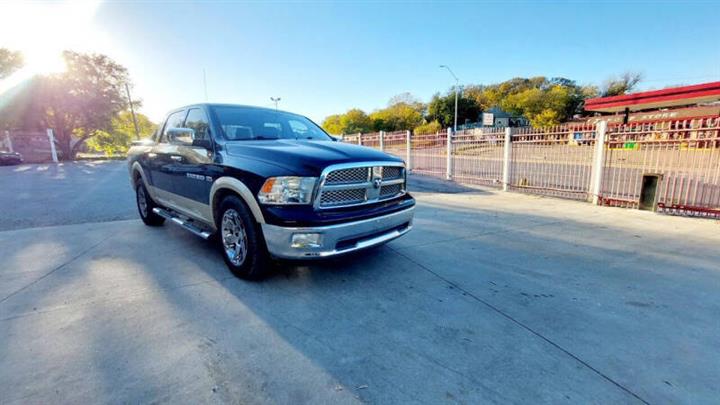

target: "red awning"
[585,81,720,113]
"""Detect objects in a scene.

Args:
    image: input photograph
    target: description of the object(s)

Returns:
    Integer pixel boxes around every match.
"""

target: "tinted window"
[184,108,211,141]
[212,106,330,141]
[161,110,187,142]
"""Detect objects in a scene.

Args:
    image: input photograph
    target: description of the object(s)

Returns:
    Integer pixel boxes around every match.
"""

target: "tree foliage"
[601,71,643,96]
[0,51,134,159]
[413,120,442,135]
[322,94,425,134]
[426,90,480,128]
[0,48,23,79]
[87,111,156,155]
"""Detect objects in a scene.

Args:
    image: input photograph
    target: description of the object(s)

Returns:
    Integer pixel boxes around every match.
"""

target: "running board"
[152,207,212,239]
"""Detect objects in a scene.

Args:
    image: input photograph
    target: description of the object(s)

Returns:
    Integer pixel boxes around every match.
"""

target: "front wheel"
[217,195,270,280]
[136,182,165,226]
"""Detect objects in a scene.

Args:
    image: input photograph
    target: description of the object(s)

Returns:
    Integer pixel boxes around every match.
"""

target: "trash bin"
[639,174,663,211]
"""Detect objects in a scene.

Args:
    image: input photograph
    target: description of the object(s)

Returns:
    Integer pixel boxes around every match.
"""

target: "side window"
[183,108,211,141]
[161,110,187,143]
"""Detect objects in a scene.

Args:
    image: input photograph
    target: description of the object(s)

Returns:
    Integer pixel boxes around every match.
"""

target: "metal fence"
[341,115,720,218]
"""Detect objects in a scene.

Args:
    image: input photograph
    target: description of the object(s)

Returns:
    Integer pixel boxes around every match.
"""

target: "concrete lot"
[1,162,719,404]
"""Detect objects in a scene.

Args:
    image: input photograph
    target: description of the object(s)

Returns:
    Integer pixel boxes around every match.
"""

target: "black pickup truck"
[128,104,415,279]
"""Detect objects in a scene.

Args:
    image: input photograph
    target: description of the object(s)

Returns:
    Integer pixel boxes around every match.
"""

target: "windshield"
[212,106,331,141]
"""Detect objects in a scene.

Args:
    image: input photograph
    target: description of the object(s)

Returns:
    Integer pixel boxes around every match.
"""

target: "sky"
[1,0,719,123]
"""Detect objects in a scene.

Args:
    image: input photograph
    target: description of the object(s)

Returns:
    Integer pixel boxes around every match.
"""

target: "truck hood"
[224,139,402,175]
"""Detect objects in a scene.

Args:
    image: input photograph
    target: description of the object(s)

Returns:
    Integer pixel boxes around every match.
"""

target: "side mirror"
[192,139,213,150]
[166,127,195,145]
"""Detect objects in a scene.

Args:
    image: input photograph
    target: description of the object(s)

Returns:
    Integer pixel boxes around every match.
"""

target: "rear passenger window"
[184,108,211,141]
[161,110,187,143]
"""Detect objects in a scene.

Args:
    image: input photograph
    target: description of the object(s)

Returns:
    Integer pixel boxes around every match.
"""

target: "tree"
[0,48,23,79]
[601,72,643,96]
[87,111,156,155]
[369,101,424,132]
[321,114,343,134]
[340,109,373,134]
[426,91,480,128]
[0,51,133,159]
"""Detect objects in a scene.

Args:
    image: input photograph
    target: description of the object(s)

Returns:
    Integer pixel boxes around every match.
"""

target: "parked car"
[127,104,415,279]
[0,150,23,165]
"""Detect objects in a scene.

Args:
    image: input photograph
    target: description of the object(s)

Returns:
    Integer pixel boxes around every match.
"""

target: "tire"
[216,195,270,280]
[136,182,165,226]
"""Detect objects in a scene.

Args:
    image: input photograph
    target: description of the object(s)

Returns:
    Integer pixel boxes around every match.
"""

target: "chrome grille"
[382,166,402,180]
[325,167,369,184]
[316,163,406,209]
[380,183,402,197]
[320,189,366,206]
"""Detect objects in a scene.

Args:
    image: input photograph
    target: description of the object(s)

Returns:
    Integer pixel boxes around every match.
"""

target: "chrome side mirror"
[166,127,195,145]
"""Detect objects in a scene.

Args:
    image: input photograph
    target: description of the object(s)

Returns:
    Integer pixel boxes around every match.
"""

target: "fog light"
[291,233,322,248]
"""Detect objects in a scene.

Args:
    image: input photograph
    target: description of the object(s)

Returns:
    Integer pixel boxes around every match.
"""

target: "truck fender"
[130,162,158,200]
[210,177,266,225]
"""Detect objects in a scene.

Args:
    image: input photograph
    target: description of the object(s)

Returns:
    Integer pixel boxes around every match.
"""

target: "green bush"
[413,120,442,135]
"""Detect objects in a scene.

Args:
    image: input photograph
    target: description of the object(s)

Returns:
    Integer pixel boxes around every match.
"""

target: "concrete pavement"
[1,181,719,404]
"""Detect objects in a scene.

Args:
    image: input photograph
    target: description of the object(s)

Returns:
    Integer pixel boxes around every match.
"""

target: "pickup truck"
[127,104,415,279]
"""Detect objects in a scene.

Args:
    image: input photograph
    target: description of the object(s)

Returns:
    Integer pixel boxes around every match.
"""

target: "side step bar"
[152,207,212,239]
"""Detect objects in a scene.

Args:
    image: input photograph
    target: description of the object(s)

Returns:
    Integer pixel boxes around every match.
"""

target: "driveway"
[1,162,718,404]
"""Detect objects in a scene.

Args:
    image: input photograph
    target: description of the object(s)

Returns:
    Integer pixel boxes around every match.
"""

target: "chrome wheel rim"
[221,209,248,266]
[137,186,148,217]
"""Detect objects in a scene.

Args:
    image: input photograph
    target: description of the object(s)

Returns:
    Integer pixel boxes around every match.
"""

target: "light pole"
[439,65,459,133]
[270,97,281,110]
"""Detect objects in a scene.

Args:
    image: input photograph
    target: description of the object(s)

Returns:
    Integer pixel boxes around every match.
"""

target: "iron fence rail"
[340,115,720,218]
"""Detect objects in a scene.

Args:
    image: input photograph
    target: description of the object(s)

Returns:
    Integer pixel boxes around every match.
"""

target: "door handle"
[147,152,157,158]
[170,155,182,161]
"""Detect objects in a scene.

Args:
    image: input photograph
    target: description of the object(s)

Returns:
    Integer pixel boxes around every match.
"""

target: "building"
[584,81,720,124]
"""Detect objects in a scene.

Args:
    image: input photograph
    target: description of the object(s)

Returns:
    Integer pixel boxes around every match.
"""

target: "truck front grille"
[315,163,406,209]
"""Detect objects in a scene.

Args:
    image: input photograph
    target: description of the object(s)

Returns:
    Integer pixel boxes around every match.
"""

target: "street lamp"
[270,97,281,110]
[439,65,459,133]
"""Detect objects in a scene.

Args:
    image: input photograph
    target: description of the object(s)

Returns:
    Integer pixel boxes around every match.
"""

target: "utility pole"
[439,65,460,133]
[124,83,141,140]
[270,97,281,110]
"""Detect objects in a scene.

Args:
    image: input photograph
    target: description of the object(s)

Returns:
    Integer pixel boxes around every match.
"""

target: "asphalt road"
[1,161,719,404]
[0,160,135,231]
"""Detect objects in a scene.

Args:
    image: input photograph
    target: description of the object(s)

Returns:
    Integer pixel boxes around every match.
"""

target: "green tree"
[340,108,373,134]
[426,91,480,128]
[0,48,23,79]
[369,102,424,132]
[87,111,156,155]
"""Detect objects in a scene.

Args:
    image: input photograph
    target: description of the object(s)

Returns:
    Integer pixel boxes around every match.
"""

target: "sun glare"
[0,1,105,91]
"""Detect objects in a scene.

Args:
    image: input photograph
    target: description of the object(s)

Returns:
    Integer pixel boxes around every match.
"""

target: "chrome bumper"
[261,207,414,259]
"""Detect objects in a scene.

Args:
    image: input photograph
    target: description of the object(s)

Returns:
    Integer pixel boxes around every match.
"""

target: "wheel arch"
[210,177,265,226]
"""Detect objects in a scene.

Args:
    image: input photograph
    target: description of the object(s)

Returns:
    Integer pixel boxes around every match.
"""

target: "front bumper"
[261,206,414,259]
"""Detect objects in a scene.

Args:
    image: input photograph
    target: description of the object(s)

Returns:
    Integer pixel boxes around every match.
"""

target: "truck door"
[146,109,187,203]
[164,107,219,221]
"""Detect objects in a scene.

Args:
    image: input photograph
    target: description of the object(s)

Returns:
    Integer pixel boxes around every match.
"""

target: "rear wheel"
[136,182,165,226]
[217,195,270,280]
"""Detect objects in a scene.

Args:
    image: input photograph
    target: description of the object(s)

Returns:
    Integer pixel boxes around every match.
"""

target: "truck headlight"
[258,177,317,204]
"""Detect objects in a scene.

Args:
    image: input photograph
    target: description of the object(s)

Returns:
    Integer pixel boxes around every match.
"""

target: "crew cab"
[127,104,415,279]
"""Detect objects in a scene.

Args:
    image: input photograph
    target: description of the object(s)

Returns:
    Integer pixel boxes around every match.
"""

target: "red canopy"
[585,81,720,113]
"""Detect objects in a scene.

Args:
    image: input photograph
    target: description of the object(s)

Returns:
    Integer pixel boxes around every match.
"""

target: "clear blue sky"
[92,1,720,123]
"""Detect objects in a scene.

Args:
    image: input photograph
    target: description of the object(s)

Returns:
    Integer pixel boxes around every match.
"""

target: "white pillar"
[357,132,362,146]
[446,128,453,180]
[47,128,59,163]
[4,130,13,152]
[406,130,412,171]
[379,131,385,152]
[502,127,513,191]
[590,121,608,205]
